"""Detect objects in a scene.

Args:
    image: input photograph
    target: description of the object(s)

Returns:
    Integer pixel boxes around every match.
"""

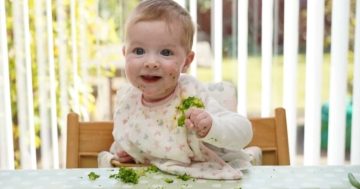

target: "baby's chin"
[142,92,166,98]
[143,88,175,98]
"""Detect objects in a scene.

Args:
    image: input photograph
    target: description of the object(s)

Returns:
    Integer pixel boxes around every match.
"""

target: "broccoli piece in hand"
[176,96,205,126]
[88,172,100,180]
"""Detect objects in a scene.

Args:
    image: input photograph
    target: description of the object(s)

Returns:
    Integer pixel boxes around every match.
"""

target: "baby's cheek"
[169,73,176,81]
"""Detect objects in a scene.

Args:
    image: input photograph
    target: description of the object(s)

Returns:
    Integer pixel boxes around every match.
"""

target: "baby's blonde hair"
[125,0,196,53]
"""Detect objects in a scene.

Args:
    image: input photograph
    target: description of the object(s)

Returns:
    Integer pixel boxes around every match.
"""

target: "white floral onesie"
[98,75,253,180]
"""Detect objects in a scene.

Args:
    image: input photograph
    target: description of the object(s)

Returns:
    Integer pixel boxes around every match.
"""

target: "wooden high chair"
[66,107,290,168]
[245,108,290,165]
[66,113,147,168]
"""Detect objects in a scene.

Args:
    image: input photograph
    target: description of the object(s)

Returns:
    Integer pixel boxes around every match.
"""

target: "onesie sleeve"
[97,141,122,168]
[201,97,253,151]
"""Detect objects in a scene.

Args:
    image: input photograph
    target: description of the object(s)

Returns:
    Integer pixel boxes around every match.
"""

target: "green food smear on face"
[176,96,205,126]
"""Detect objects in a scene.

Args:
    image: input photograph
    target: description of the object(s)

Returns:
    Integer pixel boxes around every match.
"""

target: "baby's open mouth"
[141,75,162,82]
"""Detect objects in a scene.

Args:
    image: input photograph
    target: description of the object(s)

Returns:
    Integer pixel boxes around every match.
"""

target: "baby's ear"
[181,51,195,73]
[122,46,126,56]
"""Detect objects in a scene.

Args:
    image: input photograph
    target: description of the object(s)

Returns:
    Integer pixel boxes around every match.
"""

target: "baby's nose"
[144,60,159,69]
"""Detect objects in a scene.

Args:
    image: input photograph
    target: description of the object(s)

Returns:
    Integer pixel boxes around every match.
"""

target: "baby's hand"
[116,151,134,163]
[185,107,212,138]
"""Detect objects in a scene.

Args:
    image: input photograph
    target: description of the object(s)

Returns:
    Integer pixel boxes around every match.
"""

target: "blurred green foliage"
[5,0,121,169]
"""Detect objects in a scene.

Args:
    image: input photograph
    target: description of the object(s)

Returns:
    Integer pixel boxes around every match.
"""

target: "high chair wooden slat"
[245,107,290,165]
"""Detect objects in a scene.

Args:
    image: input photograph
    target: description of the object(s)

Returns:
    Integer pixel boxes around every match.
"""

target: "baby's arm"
[194,97,253,151]
[98,140,134,167]
[98,142,119,168]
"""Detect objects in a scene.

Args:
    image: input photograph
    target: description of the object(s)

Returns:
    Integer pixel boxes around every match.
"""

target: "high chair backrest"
[66,113,114,168]
[246,107,290,165]
[66,107,289,168]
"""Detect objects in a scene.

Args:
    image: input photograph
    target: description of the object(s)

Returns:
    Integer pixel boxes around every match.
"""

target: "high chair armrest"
[110,159,151,167]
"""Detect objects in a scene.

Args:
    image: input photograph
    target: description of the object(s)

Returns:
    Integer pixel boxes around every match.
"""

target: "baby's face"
[123,20,194,101]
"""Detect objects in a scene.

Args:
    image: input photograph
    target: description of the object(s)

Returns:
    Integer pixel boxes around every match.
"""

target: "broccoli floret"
[109,167,139,184]
[176,96,205,126]
[164,178,174,183]
[176,173,191,181]
[146,165,159,173]
[135,169,146,177]
[109,165,160,185]
[88,172,100,180]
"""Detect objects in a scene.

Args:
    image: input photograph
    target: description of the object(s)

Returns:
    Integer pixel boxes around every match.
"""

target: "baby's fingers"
[119,155,134,163]
[185,119,197,132]
[117,151,128,157]
[116,151,134,163]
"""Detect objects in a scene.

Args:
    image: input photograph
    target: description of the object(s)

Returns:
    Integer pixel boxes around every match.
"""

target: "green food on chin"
[176,96,205,126]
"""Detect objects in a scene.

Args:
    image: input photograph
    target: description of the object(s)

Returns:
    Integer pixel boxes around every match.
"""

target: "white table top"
[0,165,359,189]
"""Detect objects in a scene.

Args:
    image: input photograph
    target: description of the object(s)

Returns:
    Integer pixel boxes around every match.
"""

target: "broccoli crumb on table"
[88,172,100,180]
[106,165,195,185]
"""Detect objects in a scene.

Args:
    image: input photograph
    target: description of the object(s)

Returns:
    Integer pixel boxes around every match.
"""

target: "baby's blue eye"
[135,48,144,55]
[161,50,172,56]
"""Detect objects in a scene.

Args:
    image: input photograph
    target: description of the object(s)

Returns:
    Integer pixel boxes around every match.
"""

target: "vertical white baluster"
[0,0,15,170]
[13,0,26,169]
[261,0,273,117]
[351,0,360,165]
[119,0,124,43]
[303,0,324,166]
[13,0,37,169]
[175,0,185,8]
[46,0,59,169]
[23,0,37,169]
[35,0,51,169]
[211,0,222,82]
[190,0,197,77]
[95,0,102,120]
[56,0,69,168]
[70,0,79,114]
[237,0,248,116]
[327,0,350,165]
[79,0,89,121]
[283,0,299,165]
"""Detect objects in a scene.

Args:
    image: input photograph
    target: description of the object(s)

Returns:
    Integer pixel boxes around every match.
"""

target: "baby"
[98,0,254,180]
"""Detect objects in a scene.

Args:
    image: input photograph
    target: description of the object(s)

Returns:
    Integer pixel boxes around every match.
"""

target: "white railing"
[283,0,299,165]
[303,0,325,165]
[352,0,360,165]
[327,0,351,165]
[0,0,359,170]
[0,0,14,170]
